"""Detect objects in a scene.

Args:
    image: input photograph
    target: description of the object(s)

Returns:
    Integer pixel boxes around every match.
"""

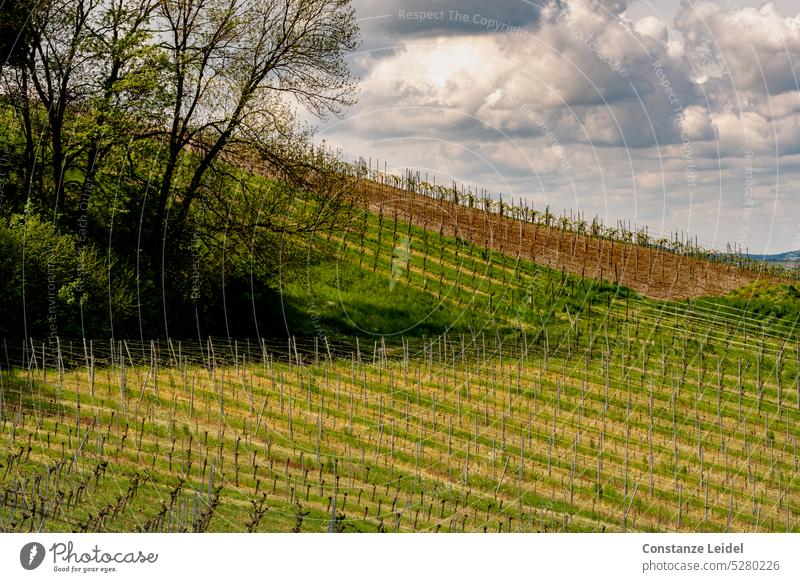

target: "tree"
[79,0,164,196]
[22,0,103,210]
[0,0,361,338]
[151,0,359,269]
[2,0,161,210]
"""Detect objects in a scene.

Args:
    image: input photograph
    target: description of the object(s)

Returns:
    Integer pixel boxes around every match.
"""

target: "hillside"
[356,176,783,301]
[3,193,800,532]
[747,251,800,268]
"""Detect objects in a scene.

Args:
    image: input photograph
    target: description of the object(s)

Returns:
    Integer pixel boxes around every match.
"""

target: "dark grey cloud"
[353,0,546,38]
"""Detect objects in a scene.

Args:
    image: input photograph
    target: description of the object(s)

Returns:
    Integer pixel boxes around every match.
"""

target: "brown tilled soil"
[359,181,777,301]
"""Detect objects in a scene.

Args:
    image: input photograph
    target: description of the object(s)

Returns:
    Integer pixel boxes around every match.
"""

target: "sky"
[315,0,800,254]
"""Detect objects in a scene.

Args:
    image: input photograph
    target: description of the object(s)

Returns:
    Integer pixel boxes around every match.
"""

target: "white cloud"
[676,1,800,95]
[317,0,800,251]
[634,16,669,43]
[680,105,715,141]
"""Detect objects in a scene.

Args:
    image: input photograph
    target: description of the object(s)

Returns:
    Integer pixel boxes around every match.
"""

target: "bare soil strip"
[361,181,776,300]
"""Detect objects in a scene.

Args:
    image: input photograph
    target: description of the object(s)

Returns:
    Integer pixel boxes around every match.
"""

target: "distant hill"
[746,250,800,266]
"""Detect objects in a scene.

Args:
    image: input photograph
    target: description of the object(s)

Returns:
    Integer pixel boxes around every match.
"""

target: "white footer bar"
[1,533,797,581]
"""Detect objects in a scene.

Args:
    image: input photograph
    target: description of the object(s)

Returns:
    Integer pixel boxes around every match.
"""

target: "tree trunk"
[51,118,65,211]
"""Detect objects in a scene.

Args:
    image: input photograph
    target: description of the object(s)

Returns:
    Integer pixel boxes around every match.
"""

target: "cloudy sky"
[316,0,800,254]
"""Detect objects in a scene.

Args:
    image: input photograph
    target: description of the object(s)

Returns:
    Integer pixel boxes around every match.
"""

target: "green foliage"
[0,0,32,67]
[0,0,361,340]
[701,281,800,338]
[0,214,135,337]
[721,281,800,320]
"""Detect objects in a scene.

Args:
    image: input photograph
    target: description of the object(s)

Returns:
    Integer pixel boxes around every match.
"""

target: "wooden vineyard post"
[120,342,127,417]
[624,381,630,499]
[648,376,654,495]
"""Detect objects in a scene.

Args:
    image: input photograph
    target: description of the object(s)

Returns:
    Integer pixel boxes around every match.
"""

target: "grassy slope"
[2,206,800,532]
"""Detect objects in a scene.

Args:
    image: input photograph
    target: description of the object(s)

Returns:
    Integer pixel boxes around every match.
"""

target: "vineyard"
[312,151,797,289]
[357,178,776,301]
[2,189,800,533]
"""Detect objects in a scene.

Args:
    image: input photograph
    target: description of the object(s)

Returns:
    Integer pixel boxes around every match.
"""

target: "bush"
[0,213,135,338]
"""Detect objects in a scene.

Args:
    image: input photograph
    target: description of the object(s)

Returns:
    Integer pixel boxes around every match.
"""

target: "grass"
[280,207,631,339]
